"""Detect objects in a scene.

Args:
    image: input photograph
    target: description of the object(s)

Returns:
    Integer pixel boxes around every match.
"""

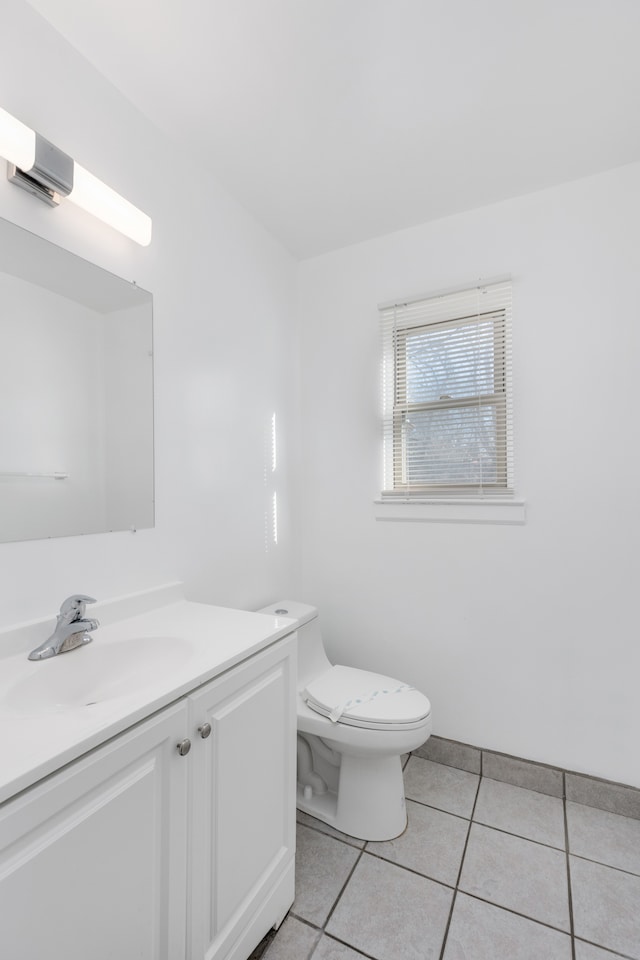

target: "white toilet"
[258,601,432,841]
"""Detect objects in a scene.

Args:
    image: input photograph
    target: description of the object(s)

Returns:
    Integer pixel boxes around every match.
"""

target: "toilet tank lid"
[255,600,318,627]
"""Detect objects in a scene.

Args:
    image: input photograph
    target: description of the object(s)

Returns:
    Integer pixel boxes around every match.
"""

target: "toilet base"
[297,753,407,841]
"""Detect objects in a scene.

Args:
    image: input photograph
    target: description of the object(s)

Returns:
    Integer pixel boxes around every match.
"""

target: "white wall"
[0,0,297,626]
[295,163,640,787]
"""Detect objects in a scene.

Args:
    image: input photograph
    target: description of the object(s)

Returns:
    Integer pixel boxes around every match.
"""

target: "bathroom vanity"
[0,585,297,960]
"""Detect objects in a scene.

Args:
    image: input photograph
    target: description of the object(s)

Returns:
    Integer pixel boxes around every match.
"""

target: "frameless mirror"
[0,217,154,542]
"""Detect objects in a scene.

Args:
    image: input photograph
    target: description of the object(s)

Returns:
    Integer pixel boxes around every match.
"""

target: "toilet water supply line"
[297,735,328,798]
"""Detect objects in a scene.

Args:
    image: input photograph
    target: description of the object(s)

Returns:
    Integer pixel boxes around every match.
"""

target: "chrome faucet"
[28,595,100,661]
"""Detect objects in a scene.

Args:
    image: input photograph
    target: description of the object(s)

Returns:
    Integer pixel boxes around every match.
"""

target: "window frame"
[380,279,514,501]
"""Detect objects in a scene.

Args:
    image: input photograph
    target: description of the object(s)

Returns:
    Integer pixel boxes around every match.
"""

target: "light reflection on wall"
[272,491,278,546]
[271,411,277,474]
[264,412,278,551]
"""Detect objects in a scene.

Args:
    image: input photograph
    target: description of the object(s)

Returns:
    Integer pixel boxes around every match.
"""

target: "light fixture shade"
[0,107,36,172]
[1,106,152,246]
[69,164,152,246]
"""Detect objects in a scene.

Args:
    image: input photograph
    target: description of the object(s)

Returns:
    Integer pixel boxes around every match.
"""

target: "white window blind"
[380,279,513,498]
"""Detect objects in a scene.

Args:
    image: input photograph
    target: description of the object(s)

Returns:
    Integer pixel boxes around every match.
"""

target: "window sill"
[373,498,526,525]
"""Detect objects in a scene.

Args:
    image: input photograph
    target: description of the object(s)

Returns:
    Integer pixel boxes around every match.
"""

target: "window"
[380,279,513,498]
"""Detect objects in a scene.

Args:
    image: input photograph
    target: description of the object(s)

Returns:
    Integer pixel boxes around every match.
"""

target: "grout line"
[317,932,380,959]
[437,761,484,960]
[296,816,365,850]
[470,817,566,852]
[437,889,458,960]
[408,781,640,877]
[288,912,381,960]
[253,914,322,960]
[572,937,639,960]
[563,772,577,960]
[287,913,322,930]
[568,851,640,880]
[277,915,322,960]
[457,890,574,938]
[453,766,483,889]
[566,796,640,823]
[305,927,322,960]
[406,793,568,854]
[403,795,472,823]
[322,846,364,930]
[362,847,456,891]
[291,758,639,960]
[426,737,640,820]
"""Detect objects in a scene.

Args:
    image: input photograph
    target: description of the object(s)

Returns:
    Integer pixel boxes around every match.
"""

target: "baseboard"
[413,735,640,820]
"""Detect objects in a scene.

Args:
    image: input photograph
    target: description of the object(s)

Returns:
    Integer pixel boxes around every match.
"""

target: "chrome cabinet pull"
[198,723,212,739]
[177,738,192,756]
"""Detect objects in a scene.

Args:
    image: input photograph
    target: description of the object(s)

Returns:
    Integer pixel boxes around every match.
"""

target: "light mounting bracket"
[7,133,73,207]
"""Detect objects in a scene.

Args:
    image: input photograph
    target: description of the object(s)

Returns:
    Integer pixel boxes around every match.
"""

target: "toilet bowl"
[257,601,432,841]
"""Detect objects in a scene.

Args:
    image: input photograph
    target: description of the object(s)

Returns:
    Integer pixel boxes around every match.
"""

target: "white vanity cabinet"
[187,635,296,960]
[0,700,190,960]
[0,632,296,960]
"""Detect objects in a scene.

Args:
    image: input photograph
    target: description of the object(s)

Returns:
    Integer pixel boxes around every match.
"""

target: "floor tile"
[311,934,371,959]
[366,799,468,886]
[293,825,360,927]
[567,801,640,875]
[289,759,640,960]
[443,892,572,960]
[574,942,629,960]
[297,811,366,848]
[262,916,320,960]
[459,823,570,931]
[403,756,479,818]
[474,777,565,848]
[570,855,640,959]
[326,852,453,960]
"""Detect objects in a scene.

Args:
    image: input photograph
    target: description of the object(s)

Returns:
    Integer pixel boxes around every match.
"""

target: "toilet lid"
[303,665,431,730]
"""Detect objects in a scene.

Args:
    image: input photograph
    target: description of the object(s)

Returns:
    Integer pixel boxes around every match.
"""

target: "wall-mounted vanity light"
[0,107,152,246]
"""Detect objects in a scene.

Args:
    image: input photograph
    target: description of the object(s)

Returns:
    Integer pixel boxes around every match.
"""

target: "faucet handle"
[59,595,97,623]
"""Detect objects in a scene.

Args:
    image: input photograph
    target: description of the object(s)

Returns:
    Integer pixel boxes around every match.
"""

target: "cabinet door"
[188,636,296,960]
[0,701,189,960]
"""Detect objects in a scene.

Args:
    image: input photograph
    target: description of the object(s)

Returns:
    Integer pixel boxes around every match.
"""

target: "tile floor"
[255,755,640,960]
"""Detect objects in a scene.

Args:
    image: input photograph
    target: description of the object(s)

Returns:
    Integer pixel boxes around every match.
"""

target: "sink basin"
[5,636,194,714]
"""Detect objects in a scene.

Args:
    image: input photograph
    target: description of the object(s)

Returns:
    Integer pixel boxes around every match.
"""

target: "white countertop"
[0,584,296,805]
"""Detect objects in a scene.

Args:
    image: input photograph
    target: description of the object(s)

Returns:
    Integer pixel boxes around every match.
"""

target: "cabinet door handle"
[177,738,192,756]
[198,723,212,739]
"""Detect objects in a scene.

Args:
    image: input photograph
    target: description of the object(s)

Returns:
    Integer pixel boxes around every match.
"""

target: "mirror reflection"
[0,218,154,542]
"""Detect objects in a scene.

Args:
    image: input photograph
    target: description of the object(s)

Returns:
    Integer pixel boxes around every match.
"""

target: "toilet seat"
[303,665,431,732]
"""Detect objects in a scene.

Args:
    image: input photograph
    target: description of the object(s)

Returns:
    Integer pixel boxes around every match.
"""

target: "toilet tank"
[256,600,317,626]
[256,600,332,687]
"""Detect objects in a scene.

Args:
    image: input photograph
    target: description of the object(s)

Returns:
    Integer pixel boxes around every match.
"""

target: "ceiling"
[24,0,640,259]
